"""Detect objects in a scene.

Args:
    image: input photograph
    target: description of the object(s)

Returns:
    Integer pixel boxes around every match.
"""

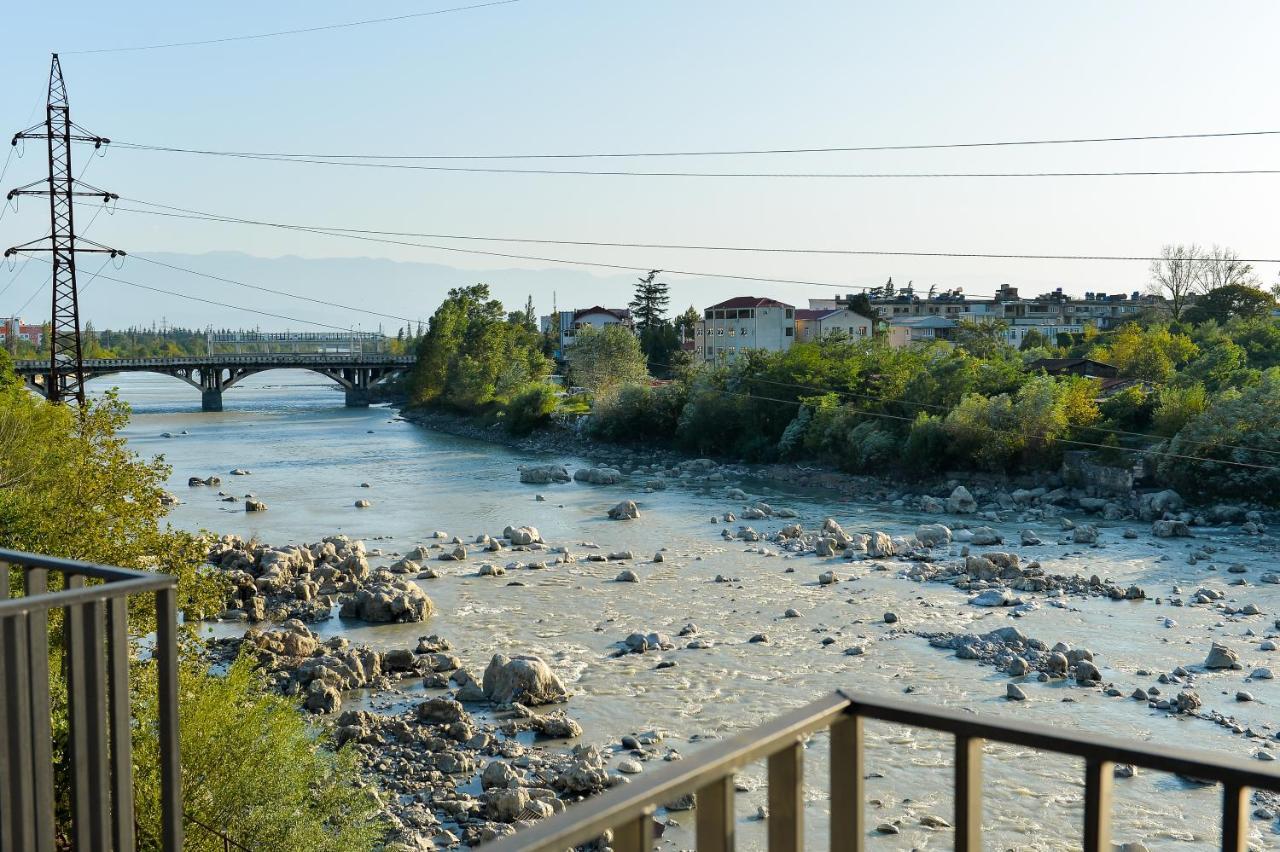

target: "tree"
[883,277,895,298]
[565,323,649,397]
[1148,243,1204,320]
[1197,245,1256,292]
[843,293,875,319]
[629,270,669,332]
[1183,283,1275,325]
[953,319,1012,359]
[674,305,701,340]
[927,284,937,299]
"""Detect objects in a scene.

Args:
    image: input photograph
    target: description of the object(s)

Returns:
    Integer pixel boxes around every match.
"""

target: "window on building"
[785,309,794,319]
[785,326,793,336]
[716,328,724,336]
[740,328,747,336]
[713,310,725,319]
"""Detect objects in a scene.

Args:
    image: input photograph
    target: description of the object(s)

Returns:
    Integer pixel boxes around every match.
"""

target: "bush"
[1156,371,1280,501]
[902,412,950,474]
[503,383,559,435]
[1151,383,1208,437]
[590,382,686,444]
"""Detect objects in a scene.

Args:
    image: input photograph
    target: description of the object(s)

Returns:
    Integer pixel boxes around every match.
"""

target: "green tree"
[674,305,702,340]
[953,319,1012,359]
[629,270,669,332]
[1183,283,1275,325]
[566,324,649,397]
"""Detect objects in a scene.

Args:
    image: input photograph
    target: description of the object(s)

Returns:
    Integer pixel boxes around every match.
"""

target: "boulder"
[1072,525,1099,544]
[1152,520,1191,538]
[947,486,977,514]
[915,524,952,548]
[339,579,432,623]
[504,525,542,546]
[866,531,895,558]
[482,654,569,705]
[608,500,640,521]
[574,467,623,485]
[969,589,1013,607]
[1139,489,1183,521]
[519,464,571,484]
[970,526,1002,546]
[353,499,371,509]
[245,499,268,512]
[1204,643,1241,670]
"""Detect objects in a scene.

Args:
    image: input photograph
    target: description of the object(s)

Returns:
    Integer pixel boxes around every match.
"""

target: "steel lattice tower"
[5,54,123,405]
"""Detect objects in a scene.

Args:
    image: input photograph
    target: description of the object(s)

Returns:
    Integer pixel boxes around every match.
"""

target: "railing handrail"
[839,689,1280,790]
[186,812,255,852]
[482,690,1280,852]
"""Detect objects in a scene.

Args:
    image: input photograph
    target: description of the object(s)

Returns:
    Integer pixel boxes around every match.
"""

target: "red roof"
[572,306,631,322]
[793,309,826,321]
[708,296,793,310]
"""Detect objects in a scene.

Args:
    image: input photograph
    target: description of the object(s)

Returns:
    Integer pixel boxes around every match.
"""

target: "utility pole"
[4,54,123,405]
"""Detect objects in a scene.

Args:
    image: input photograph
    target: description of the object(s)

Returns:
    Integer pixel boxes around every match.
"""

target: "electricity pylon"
[5,53,124,405]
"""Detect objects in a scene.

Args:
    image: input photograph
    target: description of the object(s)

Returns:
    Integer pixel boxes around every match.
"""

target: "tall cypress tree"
[629,270,669,332]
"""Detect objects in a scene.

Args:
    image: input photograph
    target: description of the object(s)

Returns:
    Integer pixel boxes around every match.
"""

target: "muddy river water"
[109,371,1279,850]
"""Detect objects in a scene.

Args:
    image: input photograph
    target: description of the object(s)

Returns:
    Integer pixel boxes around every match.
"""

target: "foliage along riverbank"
[401,284,1280,506]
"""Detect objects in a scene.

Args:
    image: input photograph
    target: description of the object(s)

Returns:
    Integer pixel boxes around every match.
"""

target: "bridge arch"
[13,354,415,411]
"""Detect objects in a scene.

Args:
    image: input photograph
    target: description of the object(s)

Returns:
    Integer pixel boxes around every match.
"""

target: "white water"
[107,371,1280,850]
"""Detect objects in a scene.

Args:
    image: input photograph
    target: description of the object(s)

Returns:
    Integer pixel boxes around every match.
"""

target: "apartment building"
[541,306,634,358]
[0,317,43,347]
[695,297,794,363]
[793,307,874,342]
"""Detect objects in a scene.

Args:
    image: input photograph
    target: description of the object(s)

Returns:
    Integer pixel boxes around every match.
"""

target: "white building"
[793,307,873,342]
[696,297,795,363]
[886,315,956,348]
[541,306,634,358]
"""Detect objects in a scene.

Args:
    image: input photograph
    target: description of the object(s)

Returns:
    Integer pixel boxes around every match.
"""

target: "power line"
[108,146,1280,179]
[16,253,356,332]
[126,254,425,325]
[111,129,1280,160]
[68,0,525,54]
[113,198,1280,265]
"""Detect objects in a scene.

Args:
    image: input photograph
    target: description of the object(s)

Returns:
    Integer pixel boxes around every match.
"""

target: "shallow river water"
[108,371,1279,851]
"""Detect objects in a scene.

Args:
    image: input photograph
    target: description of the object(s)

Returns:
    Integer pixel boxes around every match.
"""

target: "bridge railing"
[1,549,183,852]
[15,354,416,369]
[482,689,1280,852]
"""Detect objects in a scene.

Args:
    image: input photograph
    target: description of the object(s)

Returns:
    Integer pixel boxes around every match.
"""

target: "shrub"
[503,383,559,435]
[590,382,685,444]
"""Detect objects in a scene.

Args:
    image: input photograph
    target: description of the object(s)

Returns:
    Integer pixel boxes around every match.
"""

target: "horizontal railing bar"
[840,690,1280,791]
[481,692,852,852]
[0,548,164,582]
[0,575,174,617]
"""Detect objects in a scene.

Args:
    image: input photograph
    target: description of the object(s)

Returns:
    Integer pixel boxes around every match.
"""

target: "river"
[107,370,1279,850]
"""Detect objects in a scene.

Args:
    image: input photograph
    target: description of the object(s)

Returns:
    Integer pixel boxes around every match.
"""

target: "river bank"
[110,372,1279,850]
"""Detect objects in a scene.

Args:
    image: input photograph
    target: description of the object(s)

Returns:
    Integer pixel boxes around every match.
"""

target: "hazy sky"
[2,1,1278,328]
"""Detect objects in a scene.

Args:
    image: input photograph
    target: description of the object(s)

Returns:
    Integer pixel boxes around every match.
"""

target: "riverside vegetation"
[406,277,1280,505]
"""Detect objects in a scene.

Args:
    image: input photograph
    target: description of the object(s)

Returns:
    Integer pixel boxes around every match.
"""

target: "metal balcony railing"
[0,548,183,852]
[483,689,1280,852]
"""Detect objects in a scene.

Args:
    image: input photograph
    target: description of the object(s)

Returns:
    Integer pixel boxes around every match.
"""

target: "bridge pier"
[344,387,373,407]
[201,388,224,412]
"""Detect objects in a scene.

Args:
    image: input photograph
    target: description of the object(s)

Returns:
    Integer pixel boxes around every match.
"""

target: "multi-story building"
[541,306,634,359]
[0,317,43,348]
[793,307,874,342]
[695,297,795,363]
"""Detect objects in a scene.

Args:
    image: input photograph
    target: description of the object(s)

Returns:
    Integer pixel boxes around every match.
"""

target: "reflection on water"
[104,371,1278,850]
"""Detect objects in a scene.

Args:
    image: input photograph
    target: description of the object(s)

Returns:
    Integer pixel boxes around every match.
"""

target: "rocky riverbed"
[113,373,1279,850]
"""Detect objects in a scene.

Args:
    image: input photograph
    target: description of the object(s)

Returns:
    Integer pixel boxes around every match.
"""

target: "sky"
[1,1,1279,330]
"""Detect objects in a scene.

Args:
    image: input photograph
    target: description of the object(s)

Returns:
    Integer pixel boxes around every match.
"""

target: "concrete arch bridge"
[13,354,416,411]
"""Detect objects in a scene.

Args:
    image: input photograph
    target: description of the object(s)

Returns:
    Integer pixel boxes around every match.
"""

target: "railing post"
[829,713,864,852]
[1083,758,1113,852]
[108,596,136,852]
[768,739,804,852]
[0,612,36,852]
[81,598,113,848]
[64,576,94,850]
[1221,783,1249,852]
[954,735,983,852]
[612,808,655,852]
[156,586,184,851]
[696,775,736,852]
[25,566,56,852]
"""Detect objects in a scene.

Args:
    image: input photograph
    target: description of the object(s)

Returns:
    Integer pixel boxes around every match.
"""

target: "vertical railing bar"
[1083,758,1113,852]
[1,559,9,599]
[767,739,804,852]
[830,713,864,852]
[108,595,135,852]
[954,734,983,852]
[1,613,37,852]
[156,585,184,852]
[695,774,735,852]
[1221,783,1249,852]
[25,566,55,852]
[64,574,91,851]
[612,808,655,852]
[81,598,112,849]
